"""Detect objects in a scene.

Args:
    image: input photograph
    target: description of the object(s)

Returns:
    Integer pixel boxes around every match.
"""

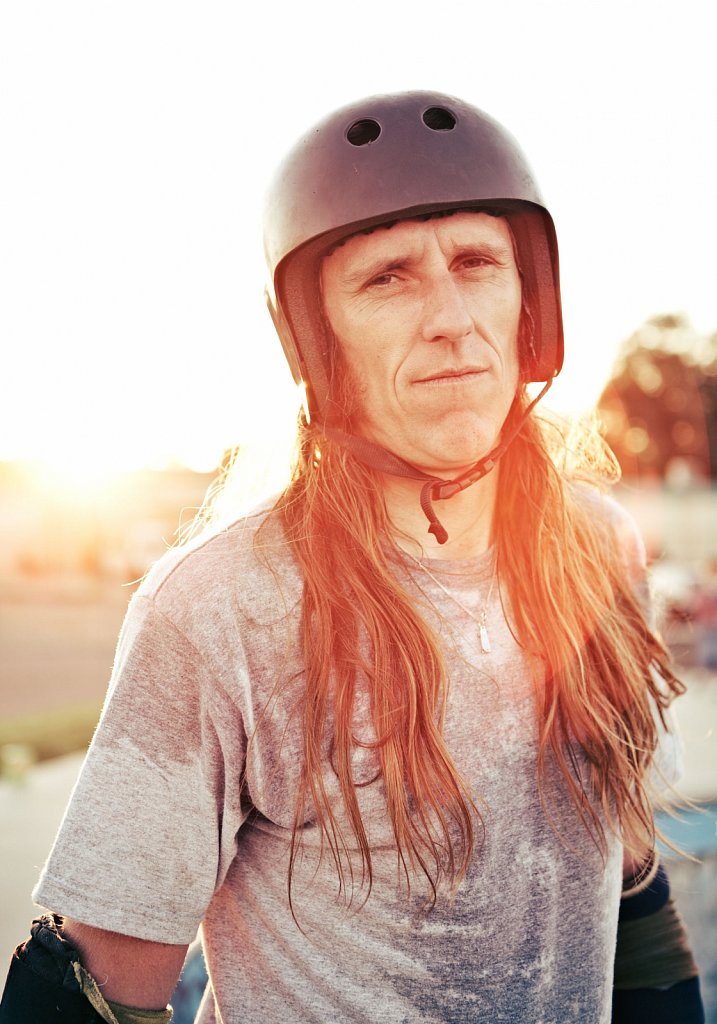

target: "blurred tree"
[598,314,717,482]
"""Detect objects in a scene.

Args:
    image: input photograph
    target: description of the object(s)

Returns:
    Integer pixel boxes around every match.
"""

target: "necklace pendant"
[479,623,491,654]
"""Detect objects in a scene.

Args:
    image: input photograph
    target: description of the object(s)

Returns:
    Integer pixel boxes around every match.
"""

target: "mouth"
[413,367,487,385]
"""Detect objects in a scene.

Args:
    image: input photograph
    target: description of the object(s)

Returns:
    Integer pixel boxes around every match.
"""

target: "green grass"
[0,701,102,764]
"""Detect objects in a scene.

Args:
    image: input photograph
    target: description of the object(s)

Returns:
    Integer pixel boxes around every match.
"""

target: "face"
[320,212,522,477]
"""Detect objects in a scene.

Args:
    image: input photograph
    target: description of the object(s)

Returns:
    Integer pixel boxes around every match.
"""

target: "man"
[1,92,704,1023]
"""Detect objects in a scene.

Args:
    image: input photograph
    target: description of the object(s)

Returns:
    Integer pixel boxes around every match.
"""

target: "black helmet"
[264,90,563,424]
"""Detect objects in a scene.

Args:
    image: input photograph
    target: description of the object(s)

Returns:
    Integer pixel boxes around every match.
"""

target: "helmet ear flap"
[266,286,322,423]
[274,249,336,421]
[265,290,301,386]
[505,208,563,382]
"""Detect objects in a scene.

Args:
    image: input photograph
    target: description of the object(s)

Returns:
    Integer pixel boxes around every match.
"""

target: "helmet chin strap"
[320,380,553,545]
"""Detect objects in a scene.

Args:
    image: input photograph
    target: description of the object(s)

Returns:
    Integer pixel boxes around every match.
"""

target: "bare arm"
[61,918,189,1010]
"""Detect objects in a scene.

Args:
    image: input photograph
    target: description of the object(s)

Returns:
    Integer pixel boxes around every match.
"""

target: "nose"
[420,271,474,344]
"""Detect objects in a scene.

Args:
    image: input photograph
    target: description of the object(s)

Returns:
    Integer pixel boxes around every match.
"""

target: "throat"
[385,471,499,561]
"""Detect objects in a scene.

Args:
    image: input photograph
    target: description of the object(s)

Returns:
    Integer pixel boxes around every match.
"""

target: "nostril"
[346,119,382,146]
[422,107,457,131]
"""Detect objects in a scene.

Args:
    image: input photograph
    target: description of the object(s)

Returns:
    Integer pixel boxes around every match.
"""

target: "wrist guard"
[613,859,705,1023]
[0,915,104,1023]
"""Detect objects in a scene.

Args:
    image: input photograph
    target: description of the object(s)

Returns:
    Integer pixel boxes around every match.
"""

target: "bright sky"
[1,0,715,473]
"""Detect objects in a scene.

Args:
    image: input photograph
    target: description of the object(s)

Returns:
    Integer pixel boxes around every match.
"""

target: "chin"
[365,413,503,476]
[418,426,501,473]
[408,442,497,478]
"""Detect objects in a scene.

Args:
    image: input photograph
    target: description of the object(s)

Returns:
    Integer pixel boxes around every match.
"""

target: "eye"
[456,254,493,271]
[366,271,399,289]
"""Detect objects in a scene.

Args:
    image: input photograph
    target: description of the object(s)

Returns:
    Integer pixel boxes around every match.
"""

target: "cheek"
[507,336,521,385]
[332,339,391,424]
[337,341,372,392]
[339,333,399,395]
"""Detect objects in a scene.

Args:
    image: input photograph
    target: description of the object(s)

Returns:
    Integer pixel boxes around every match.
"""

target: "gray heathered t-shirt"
[34,495,662,1023]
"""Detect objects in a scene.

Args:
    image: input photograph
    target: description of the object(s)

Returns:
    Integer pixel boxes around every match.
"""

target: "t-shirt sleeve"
[33,593,248,944]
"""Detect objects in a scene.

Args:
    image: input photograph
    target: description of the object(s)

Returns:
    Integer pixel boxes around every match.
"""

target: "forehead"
[322,211,515,279]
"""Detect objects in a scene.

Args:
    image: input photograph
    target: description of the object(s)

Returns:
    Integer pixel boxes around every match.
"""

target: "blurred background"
[1,0,716,1019]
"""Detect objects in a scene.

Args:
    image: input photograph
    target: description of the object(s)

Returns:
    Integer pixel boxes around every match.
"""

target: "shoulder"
[136,497,303,633]
[570,483,648,590]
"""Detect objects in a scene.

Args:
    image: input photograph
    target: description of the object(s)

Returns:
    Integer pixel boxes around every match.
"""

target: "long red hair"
[272,394,683,909]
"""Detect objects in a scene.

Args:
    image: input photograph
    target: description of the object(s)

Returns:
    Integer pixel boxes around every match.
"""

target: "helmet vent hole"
[346,119,382,146]
[422,107,456,131]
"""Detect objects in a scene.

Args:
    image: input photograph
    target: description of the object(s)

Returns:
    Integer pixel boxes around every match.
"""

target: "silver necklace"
[406,553,497,654]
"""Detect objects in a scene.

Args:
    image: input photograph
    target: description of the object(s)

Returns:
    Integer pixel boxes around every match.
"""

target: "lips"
[414,367,487,384]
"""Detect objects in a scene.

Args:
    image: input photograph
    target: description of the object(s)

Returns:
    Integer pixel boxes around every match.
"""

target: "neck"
[382,467,500,561]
